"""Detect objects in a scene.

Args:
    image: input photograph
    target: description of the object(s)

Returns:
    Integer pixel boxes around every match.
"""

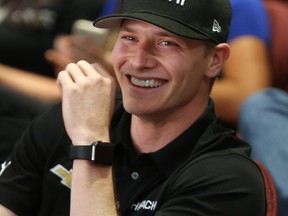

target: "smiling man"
[0,0,266,215]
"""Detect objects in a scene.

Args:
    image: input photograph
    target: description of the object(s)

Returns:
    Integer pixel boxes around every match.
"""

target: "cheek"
[172,60,205,92]
[112,44,120,67]
[112,42,129,69]
[112,45,128,85]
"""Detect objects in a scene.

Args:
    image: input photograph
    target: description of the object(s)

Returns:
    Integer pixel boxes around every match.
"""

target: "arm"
[70,161,117,216]
[0,205,17,216]
[57,60,118,215]
[45,35,115,77]
[211,36,271,125]
[0,64,61,102]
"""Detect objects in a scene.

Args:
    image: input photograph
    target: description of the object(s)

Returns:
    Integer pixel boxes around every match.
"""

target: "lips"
[131,76,164,88]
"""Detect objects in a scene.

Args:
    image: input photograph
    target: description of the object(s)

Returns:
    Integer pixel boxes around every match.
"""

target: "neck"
[130,99,208,153]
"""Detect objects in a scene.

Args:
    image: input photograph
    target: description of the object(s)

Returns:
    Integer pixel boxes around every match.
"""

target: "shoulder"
[170,149,265,200]
[177,151,263,186]
[192,152,262,180]
[17,103,69,159]
[158,150,266,215]
[31,103,65,136]
[230,0,266,16]
[166,152,266,215]
[228,0,270,44]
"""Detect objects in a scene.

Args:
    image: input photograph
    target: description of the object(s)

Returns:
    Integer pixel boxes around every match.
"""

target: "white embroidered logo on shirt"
[212,19,221,33]
[131,200,158,211]
[0,161,11,176]
[168,0,186,6]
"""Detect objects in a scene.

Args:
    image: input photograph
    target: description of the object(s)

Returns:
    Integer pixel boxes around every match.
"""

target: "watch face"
[93,142,114,165]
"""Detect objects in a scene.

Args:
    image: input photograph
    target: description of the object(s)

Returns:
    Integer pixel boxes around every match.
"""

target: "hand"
[57,60,116,145]
[46,35,114,76]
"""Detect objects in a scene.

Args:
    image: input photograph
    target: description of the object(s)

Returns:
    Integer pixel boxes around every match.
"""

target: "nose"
[130,45,157,71]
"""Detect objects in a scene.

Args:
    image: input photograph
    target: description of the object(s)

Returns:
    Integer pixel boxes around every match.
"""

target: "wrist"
[69,141,114,165]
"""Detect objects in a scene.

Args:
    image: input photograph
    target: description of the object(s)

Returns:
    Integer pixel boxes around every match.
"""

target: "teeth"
[131,77,162,88]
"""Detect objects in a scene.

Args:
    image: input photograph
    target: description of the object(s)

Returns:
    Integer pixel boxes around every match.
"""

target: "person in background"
[239,87,288,216]
[223,0,287,214]
[0,0,106,77]
[0,0,266,215]
[0,0,110,106]
[211,0,271,126]
[0,0,112,164]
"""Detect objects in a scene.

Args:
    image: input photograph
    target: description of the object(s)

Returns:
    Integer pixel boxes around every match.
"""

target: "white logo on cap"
[212,19,221,33]
[168,0,186,6]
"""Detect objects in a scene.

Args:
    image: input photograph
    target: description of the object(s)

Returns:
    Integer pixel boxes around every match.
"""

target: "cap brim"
[93,13,210,41]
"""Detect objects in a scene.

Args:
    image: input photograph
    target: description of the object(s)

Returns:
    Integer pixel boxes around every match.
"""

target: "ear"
[205,43,230,78]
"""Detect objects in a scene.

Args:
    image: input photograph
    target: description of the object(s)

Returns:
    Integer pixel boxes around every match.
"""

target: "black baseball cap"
[93,0,232,44]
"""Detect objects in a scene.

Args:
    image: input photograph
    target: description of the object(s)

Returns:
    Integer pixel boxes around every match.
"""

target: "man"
[239,87,288,216]
[0,0,266,215]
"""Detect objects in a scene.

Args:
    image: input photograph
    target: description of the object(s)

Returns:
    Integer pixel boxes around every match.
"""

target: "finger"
[77,61,117,88]
[76,60,103,78]
[65,62,88,83]
[56,70,75,91]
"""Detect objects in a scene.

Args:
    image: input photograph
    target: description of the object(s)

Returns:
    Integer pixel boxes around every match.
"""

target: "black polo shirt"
[0,100,266,215]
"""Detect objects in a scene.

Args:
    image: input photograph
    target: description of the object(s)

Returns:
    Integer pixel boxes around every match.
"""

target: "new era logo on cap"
[168,0,186,6]
[212,19,221,33]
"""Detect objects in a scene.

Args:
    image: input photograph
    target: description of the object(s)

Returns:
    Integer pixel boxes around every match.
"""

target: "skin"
[112,21,228,152]
[45,35,115,76]
[211,36,271,124]
[65,20,229,215]
[0,34,115,104]
[0,64,61,102]
[0,20,230,215]
[0,27,269,127]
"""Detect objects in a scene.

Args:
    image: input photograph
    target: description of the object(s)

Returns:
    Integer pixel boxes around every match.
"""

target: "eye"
[124,36,134,41]
[160,40,177,46]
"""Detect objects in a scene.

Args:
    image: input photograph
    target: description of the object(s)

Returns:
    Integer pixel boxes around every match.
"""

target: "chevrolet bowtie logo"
[168,0,186,6]
[50,164,72,189]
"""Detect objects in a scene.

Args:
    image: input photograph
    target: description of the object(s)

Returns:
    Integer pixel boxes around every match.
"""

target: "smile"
[131,77,163,88]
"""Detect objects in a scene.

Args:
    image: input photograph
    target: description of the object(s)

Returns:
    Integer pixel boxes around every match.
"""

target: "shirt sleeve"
[228,0,271,45]
[0,104,67,216]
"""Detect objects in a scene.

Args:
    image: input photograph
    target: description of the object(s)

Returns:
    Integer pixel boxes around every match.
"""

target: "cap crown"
[95,0,232,44]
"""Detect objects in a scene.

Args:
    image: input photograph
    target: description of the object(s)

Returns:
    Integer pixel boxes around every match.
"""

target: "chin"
[123,102,148,116]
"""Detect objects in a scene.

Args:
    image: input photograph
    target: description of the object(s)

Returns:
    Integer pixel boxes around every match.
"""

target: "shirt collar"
[111,98,218,177]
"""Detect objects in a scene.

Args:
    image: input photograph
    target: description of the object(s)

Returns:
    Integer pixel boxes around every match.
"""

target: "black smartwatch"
[69,141,114,165]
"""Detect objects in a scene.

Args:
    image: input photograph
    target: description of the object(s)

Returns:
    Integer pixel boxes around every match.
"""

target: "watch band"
[69,141,114,165]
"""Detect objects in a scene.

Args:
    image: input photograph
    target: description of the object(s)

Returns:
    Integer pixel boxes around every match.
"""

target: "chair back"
[264,1,288,91]
[255,161,278,216]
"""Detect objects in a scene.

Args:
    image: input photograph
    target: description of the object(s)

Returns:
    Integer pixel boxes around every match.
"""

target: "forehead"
[120,19,209,48]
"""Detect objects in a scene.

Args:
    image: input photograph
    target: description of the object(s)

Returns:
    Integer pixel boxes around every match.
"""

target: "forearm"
[70,161,117,216]
[212,76,270,125]
[211,80,249,124]
[0,64,61,101]
[0,205,17,216]
[58,60,118,215]
[211,37,271,125]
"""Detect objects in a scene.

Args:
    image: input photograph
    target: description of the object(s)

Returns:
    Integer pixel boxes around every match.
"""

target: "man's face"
[112,20,214,119]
